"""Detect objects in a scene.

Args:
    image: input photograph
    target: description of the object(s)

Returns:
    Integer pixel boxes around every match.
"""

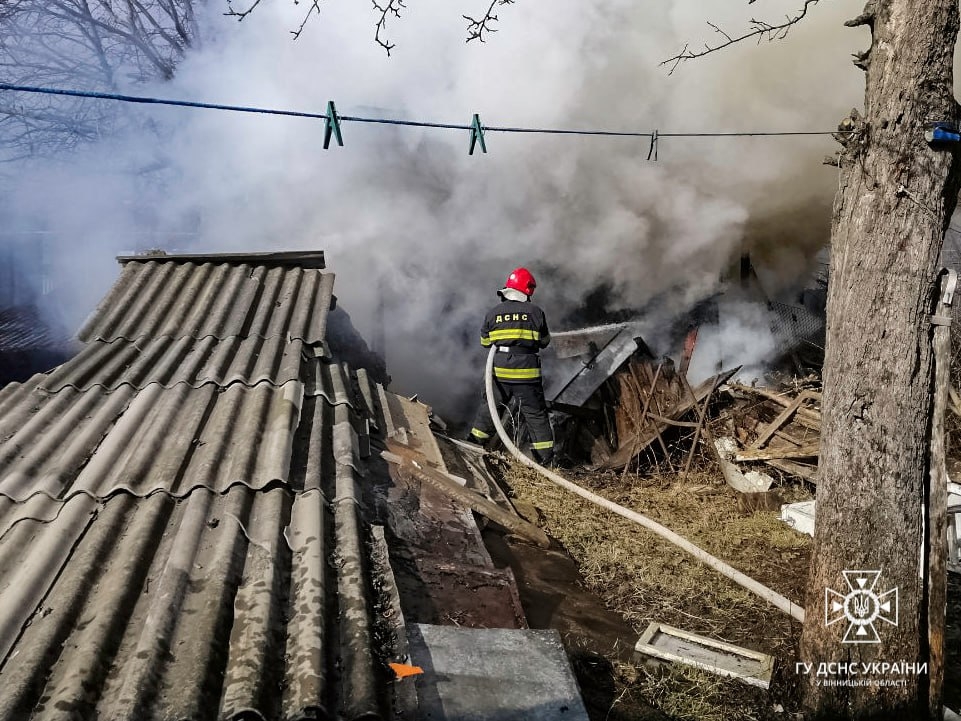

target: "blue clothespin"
[469,113,487,155]
[647,129,659,161]
[324,100,343,149]
[925,121,960,145]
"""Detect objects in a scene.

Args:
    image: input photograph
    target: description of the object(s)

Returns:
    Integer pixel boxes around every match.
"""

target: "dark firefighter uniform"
[470,299,555,463]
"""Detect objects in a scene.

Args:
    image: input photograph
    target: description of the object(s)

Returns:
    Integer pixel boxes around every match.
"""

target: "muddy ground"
[483,457,961,720]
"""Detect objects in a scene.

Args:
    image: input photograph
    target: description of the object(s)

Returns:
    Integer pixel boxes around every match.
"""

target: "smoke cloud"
[1,0,867,416]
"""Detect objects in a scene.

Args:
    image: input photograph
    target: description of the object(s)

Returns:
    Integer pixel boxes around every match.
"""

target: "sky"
[1,0,868,416]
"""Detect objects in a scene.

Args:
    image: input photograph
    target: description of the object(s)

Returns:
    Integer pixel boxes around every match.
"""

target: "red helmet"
[504,267,537,296]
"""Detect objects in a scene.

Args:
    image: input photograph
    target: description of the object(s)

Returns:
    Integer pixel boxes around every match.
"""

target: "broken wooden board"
[724,382,822,482]
[602,368,738,470]
[767,458,819,483]
[382,445,551,549]
[728,383,822,430]
[734,444,819,462]
[634,622,774,689]
[749,390,819,449]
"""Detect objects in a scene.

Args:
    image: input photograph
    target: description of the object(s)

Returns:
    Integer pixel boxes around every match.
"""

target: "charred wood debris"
[514,336,826,508]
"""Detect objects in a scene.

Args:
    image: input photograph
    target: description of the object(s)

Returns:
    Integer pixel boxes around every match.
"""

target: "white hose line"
[485,346,806,623]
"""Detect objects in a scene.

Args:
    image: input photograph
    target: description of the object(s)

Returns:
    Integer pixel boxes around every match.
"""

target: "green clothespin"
[324,100,343,149]
[647,129,658,161]
[469,113,487,155]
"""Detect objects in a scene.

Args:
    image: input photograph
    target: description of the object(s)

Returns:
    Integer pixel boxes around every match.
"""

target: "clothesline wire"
[0,82,853,140]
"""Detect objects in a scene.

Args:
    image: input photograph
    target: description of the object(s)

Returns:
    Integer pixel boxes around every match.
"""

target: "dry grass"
[496,458,813,719]
[628,662,769,721]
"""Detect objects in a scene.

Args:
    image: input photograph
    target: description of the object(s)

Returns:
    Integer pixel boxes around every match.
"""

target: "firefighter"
[469,267,554,465]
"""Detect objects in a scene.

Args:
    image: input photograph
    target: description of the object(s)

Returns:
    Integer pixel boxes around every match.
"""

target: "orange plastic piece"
[389,662,424,679]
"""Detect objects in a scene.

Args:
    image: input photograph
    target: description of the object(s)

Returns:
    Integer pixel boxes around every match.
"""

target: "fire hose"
[484,346,806,623]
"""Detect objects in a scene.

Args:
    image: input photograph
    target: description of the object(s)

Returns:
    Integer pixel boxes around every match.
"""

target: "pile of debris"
[543,325,823,488]
[593,355,736,474]
[715,378,821,485]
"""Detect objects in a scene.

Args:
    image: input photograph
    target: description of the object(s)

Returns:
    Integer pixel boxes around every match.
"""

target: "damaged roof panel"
[543,323,646,407]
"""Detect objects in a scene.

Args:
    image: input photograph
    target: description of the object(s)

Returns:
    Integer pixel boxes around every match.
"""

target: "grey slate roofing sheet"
[77,261,335,343]
[0,377,303,501]
[0,254,414,721]
[0,482,396,721]
[116,249,327,268]
[40,335,306,391]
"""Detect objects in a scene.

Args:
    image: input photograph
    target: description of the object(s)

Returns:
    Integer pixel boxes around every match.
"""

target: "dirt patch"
[492,457,813,719]
[483,527,664,720]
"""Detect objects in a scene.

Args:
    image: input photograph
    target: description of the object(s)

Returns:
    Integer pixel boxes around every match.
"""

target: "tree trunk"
[800,1,961,719]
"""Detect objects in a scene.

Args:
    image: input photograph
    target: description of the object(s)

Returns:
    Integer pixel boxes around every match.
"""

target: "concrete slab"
[408,624,590,721]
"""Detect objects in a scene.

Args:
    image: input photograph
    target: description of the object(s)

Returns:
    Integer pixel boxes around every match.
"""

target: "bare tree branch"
[464,0,514,44]
[663,0,821,74]
[225,0,518,51]
[224,0,265,23]
[291,1,323,41]
[372,0,405,55]
[0,0,196,160]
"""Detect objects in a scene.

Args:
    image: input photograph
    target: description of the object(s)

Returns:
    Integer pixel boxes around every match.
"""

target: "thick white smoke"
[1,0,867,416]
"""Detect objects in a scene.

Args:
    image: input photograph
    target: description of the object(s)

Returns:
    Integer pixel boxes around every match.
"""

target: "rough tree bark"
[800,1,961,719]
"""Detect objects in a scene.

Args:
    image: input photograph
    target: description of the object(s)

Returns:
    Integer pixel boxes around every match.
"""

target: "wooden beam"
[728,383,821,428]
[646,413,702,428]
[735,444,819,462]
[382,448,550,548]
[751,395,807,449]
[766,458,818,483]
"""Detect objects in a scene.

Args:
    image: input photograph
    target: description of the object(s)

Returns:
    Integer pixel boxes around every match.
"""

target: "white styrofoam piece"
[714,437,774,493]
[780,500,816,537]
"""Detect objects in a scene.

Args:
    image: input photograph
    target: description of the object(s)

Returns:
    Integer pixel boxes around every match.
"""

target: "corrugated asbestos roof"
[77,261,334,343]
[0,253,513,721]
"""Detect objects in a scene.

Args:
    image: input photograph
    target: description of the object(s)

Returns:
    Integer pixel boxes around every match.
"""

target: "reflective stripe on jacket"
[479,299,550,383]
